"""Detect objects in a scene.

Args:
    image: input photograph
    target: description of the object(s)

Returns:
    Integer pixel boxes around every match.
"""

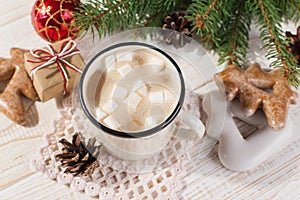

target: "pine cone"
[56,132,100,176]
[162,11,192,48]
[286,26,300,65]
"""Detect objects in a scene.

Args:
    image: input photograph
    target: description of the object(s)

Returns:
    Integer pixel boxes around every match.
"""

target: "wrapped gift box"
[24,39,85,102]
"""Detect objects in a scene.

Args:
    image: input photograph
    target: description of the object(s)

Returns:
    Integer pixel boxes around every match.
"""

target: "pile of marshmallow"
[94,48,180,132]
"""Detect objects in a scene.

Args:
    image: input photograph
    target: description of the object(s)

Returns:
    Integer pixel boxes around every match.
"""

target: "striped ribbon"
[27,40,82,93]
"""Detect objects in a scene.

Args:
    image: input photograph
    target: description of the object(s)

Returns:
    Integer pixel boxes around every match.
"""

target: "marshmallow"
[117,64,132,77]
[145,106,166,127]
[144,117,153,127]
[149,91,164,104]
[117,52,133,62]
[132,80,147,96]
[146,56,164,65]
[137,85,147,96]
[102,99,118,113]
[103,116,120,130]
[145,116,163,127]
[112,85,128,99]
[104,54,116,70]
[95,108,107,120]
[128,93,142,110]
[164,90,176,102]
[147,57,165,73]
[132,80,144,90]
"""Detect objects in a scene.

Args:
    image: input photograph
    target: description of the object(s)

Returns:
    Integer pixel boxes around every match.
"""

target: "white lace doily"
[31,107,190,199]
[31,90,202,199]
[71,87,201,173]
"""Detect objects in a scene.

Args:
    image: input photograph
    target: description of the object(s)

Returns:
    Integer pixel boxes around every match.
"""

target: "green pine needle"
[249,0,300,86]
[73,0,300,87]
[216,1,251,67]
[186,0,300,87]
[73,0,180,39]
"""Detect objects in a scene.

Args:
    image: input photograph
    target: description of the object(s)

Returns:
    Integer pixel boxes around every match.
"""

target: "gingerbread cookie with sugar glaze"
[0,48,38,125]
[214,63,297,130]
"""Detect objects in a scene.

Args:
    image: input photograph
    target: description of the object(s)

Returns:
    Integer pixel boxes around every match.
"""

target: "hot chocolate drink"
[79,42,205,161]
[94,47,180,132]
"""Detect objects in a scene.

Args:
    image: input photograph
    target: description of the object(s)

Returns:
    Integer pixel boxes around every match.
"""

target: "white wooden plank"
[0,0,33,27]
[0,173,94,200]
[0,1,300,199]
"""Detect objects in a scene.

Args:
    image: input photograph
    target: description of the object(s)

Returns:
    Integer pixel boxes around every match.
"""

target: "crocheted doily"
[31,90,202,199]
[71,86,202,173]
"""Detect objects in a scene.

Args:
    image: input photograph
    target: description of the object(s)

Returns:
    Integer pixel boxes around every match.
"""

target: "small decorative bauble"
[31,0,79,42]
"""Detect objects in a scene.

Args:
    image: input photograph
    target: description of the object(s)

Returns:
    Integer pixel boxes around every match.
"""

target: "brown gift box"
[24,39,85,102]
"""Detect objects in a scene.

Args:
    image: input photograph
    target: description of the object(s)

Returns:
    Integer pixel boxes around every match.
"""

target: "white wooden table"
[1,1,300,199]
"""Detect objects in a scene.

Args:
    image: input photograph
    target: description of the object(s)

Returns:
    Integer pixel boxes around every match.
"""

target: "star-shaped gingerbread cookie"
[214,63,297,130]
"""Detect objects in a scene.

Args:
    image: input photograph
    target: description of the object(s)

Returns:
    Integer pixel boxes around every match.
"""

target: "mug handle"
[174,110,206,140]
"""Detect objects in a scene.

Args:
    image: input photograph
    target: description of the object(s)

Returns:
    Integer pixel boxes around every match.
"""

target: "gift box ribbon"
[27,40,83,93]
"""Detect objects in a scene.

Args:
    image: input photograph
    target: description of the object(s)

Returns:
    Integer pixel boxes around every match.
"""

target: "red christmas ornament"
[31,0,79,42]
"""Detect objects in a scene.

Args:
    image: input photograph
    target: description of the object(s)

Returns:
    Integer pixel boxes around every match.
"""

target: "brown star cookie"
[214,63,297,130]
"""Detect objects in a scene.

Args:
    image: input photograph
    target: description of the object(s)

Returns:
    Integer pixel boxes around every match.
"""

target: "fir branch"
[73,0,300,87]
[217,1,251,67]
[141,0,179,27]
[194,0,218,29]
[289,0,300,22]
[143,11,160,27]
[273,0,300,24]
[248,0,300,87]
[74,0,130,38]
[186,0,224,47]
[290,0,300,11]
[74,0,179,39]
[258,0,288,74]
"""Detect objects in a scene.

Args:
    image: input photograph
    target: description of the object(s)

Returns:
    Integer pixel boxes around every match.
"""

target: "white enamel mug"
[78,42,205,160]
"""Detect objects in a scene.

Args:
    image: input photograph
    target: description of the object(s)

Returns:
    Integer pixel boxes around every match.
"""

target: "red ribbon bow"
[27,40,82,93]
